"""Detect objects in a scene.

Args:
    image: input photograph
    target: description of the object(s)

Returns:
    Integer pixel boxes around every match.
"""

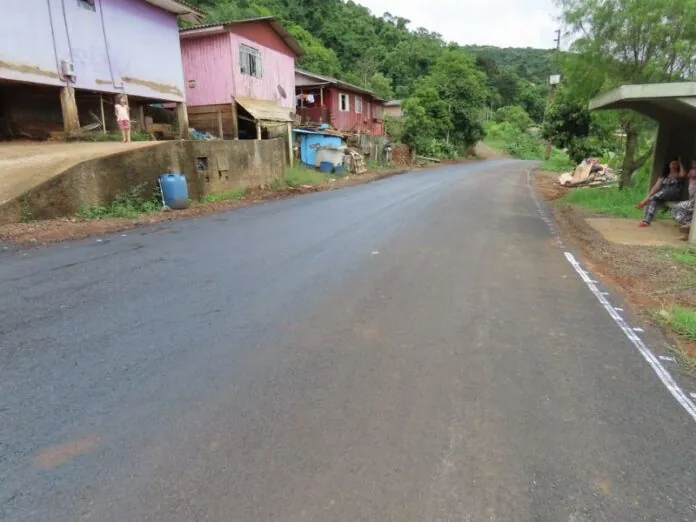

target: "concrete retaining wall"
[0,138,288,224]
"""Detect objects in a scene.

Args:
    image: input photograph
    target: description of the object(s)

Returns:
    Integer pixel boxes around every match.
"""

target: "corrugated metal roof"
[295,69,384,102]
[179,17,303,57]
[144,0,204,23]
[236,97,295,123]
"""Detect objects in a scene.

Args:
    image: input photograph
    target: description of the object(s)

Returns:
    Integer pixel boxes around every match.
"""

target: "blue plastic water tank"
[159,173,189,210]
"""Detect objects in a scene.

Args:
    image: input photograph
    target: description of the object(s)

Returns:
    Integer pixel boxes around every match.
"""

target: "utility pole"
[544,29,562,159]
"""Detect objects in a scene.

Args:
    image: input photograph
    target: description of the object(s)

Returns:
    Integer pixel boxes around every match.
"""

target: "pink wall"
[230,32,295,109]
[181,33,233,106]
[181,29,295,109]
[230,23,295,58]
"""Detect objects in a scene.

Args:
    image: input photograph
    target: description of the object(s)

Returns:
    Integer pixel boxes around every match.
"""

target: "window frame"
[77,0,96,11]
[355,95,363,115]
[239,44,263,79]
[339,92,350,112]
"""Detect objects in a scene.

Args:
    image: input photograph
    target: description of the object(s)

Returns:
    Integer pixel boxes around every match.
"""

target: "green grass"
[202,188,247,203]
[84,131,152,142]
[663,247,696,267]
[657,305,696,340]
[284,166,330,187]
[559,163,651,219]
[539,148,575,173]
[77,183,160,219]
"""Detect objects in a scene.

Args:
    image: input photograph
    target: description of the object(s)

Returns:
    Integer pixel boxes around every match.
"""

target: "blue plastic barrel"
[159,173,189,210]
[333,164,345,175]
[319,161,333,174]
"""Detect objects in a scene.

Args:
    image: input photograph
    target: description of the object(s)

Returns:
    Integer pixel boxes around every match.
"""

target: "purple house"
[0,0,204,139]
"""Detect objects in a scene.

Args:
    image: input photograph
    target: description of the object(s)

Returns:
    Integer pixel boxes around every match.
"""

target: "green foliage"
[658,306,696,341]
[384,114,404,142]
[504,132,543,160]
[85,131,151,142]
[465,45,552,85]
[368,72,394,100]
[77,183,160,219]
[402,49,487,157]
[556,0,696,185]
[284,166,328,186]
[203,188,247,202]
[494,105,532,132]
[540,148,575,172]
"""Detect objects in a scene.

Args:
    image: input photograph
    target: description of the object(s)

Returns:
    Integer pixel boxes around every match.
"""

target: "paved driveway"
[0,141,157,206]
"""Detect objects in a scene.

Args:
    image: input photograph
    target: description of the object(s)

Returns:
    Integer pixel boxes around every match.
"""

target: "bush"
[494,105,533,132]
[77,182,160,219]
[504,131,544,160]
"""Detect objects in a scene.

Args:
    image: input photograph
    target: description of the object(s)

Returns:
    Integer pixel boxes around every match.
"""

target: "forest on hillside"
[186,0,553,157]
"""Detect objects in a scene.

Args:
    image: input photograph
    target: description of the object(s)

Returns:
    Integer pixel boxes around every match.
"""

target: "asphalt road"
[1,160,695,521]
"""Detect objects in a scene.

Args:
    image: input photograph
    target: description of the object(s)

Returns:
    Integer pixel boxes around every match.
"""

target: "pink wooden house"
[179,17,303,140]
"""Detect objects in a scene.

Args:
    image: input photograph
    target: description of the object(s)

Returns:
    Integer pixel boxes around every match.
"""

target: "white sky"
[354,0,561,49]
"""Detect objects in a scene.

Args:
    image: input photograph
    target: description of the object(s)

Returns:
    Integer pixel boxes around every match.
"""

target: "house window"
[355,96,363,114]
[240,44,262,78]
[339,93,349,112]
[367,102,371,119]
[78,0,96,11]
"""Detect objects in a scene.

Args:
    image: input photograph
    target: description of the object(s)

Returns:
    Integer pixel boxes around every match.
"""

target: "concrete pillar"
[287,122,294,165]
[650,122,670,189]
[60,86,80,134]
[176,103,189,139]
[256,121,262,140]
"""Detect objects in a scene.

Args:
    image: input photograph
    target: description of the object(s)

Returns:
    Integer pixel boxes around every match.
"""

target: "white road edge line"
[565,252,696,423]
[527,168,696,423]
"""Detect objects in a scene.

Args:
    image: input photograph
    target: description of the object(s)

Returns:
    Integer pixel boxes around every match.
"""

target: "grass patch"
[662,246,696,267]
[77,183,160,219]
[284,166,329,187]
[202,188,247,203]
[657,305,696,340]
[84,131,152,142]
[560,163,651,219]
[540,148,575,173]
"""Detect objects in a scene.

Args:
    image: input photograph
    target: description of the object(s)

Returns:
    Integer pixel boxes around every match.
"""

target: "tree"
[368,72,395,100]
[495,105,533,132]
[287,24,341,76]
[557,0,696,186]
[402,48,487,155]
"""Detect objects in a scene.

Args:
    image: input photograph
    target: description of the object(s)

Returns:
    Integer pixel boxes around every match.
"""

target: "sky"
[353,0,561,49]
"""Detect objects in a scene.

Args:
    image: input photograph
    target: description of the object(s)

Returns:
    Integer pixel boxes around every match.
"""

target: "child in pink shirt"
[115,95,131,143]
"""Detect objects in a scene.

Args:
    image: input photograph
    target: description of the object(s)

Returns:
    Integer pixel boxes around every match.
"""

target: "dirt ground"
[535,171,696,357]
[0,167,414,246]
[0,141,159,206]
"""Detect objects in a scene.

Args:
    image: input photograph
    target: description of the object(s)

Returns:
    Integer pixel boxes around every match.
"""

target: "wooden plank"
[186,104,233,115]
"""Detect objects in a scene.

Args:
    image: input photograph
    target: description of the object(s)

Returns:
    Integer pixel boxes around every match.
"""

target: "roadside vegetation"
[84,131,152,142]
[76,183,160,219]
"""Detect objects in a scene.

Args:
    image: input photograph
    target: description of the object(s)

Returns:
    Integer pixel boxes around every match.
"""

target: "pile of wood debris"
[558,158,617,188]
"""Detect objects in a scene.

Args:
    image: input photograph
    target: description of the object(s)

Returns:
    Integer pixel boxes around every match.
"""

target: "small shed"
[293,129,345,167]
[590,81,696,242]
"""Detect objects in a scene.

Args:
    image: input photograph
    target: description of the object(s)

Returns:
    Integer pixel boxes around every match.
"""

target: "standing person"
[115,95,131,143]
[636,158,687,227]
